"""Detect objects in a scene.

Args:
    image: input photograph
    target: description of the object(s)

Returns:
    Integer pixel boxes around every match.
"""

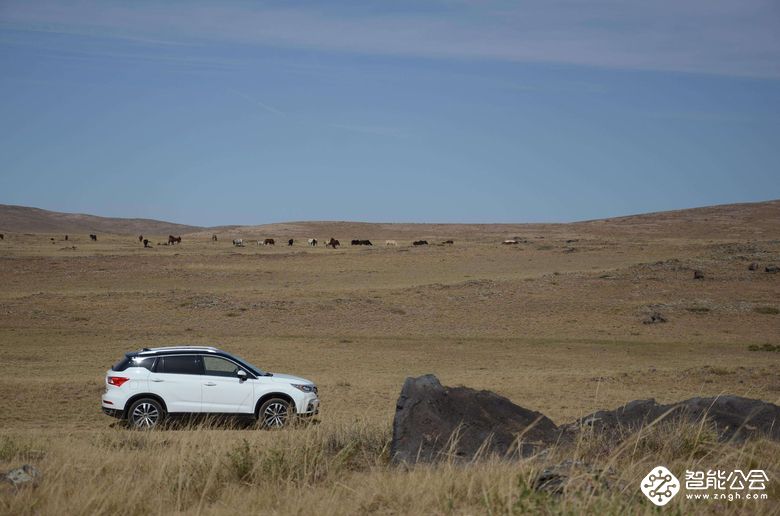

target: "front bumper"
[297,395,319,416]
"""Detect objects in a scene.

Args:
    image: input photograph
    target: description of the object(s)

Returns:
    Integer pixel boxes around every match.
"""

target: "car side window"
[130,356,156,371]
[203,356,242,378]
[156,355,203,375]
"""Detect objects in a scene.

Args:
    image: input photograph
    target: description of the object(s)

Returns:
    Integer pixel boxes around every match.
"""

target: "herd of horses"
[232,237,342,248]
[0,233,462,248]
[227,237,456,248]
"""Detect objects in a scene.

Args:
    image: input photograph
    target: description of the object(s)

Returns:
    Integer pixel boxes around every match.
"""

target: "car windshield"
[228,353,268,376]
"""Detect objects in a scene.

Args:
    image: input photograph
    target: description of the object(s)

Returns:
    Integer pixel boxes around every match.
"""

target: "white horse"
[308,238,318,246]
[232,239,244,247]
[385,240,397,246]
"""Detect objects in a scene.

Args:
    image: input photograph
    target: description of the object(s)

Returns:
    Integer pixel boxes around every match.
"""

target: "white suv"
[102,346,319,429]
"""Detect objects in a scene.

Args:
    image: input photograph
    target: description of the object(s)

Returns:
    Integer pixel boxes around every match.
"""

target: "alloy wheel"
[263,402,288,428]
[131,402,160,428]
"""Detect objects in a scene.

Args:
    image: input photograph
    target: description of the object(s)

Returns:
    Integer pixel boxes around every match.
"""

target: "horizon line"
[1,198,778,231]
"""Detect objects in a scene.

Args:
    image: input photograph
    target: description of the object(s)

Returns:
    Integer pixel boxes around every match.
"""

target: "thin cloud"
[229,89,284,116]
[328,123,407,138]
[228,88,407,138]
[7,1,776,77]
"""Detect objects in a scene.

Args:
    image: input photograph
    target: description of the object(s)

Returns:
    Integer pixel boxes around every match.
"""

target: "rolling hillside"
[0,205,204,235]
[1,199,778,239]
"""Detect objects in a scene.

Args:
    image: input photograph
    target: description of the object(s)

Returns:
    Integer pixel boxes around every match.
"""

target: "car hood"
[266,372,313,385]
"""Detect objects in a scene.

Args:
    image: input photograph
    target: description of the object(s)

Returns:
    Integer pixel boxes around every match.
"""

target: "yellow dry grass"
[0,202,779,514]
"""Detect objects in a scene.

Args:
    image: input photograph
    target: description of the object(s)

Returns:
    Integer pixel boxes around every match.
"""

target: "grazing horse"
[263,238,275,246]
[90,234,97,241]
[352,239,372,246]
[138,235,143,243]
[64,235,68,241]
[327,238,340,248]
[413,240,428,246]
[212,234,218,241]
[232,239,244,247]
[143,239,151,248]
[385,240,397,246]
[168,235,182,245]
[288,239,294,246]
[443,240,454,245]
[308,238,317,247]
[0,234,3,240]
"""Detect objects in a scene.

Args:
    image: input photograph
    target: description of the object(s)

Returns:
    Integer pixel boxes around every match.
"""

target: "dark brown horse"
[168,235,182,245]
[90,234,97,241]
[263,238,275,245]
[288,239,294,246]
[327,238,340,248]
[138,235,143,243]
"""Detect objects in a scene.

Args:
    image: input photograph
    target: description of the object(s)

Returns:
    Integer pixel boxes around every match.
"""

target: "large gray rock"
[567,396,780,441]
[391,375,558,464]
[390,376,780,466]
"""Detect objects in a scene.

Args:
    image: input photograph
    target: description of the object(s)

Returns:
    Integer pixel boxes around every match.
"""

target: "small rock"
[3,464,41,489]
[693,270,705,280]
[642,313,667,324]
[748,262,758,271]
[533,459,611,496]
[534,459,584,494]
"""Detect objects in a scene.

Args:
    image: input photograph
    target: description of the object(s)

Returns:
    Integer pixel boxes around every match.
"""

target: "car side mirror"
[237,370,247,382]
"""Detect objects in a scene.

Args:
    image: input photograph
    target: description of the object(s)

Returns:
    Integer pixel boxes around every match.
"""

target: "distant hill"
[576,199,780,239]
[0,205,204,235]
[188,199,780,241]
[1,200,778,239]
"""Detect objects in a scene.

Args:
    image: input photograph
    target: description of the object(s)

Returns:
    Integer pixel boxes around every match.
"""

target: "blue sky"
[1,1,779,225]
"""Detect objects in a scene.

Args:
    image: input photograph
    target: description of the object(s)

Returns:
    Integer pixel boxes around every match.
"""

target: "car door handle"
[151,379,164,382]
[204,382,217,386]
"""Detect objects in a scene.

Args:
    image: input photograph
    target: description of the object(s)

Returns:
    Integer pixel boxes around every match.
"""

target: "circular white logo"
[642,466,680,506]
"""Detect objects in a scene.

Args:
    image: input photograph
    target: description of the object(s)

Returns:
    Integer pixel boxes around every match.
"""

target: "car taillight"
[107,376,130,387]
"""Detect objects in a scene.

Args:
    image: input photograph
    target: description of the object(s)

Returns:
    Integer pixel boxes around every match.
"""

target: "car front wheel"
[258,398,292,429]
[128,398,165,429]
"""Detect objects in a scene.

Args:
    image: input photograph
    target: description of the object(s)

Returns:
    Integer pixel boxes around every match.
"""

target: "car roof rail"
[138,345,221,354]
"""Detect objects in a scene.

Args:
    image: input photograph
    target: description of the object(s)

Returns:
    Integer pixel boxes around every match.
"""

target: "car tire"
[128,398,165,430]
[258,398,292,429]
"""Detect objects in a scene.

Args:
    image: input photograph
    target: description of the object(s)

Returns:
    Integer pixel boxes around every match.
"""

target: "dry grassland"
[0,201,778,514]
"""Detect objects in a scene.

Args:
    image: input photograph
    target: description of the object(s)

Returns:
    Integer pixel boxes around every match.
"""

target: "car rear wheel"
[258,398,291,429]
[128,398,165,429]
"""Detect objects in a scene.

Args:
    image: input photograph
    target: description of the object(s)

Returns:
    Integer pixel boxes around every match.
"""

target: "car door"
[201,356,254,414]
[147,355,203,413]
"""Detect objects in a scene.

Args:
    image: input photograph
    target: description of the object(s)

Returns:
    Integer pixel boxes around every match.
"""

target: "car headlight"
[292,384,316,393]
